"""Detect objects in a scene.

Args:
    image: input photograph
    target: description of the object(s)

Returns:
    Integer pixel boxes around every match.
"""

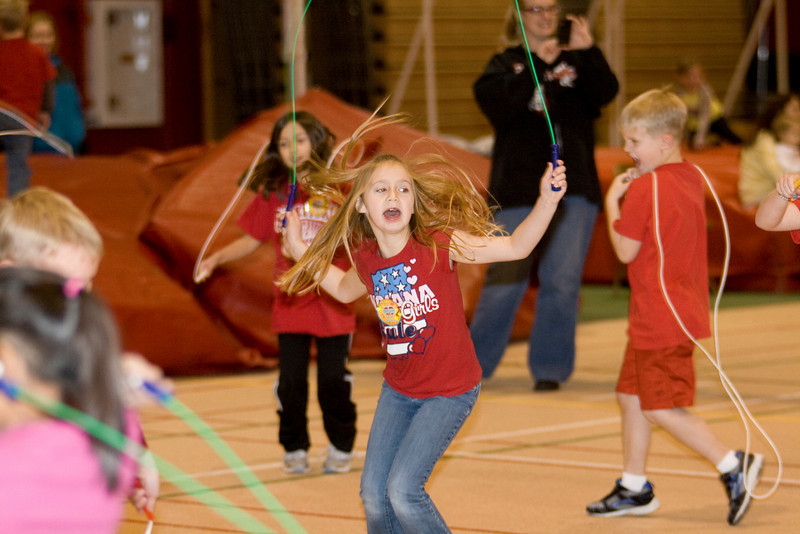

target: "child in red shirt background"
[0,0,55,196]
[588,88,763,526]
[196,111,357,475]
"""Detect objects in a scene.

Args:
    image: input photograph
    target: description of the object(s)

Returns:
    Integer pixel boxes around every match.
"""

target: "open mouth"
[383,208,401,221]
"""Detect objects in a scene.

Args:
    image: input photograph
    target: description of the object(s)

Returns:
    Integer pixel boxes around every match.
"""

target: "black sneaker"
[587,479,660,517]
[534,380,559,391]
[721,450,764,525]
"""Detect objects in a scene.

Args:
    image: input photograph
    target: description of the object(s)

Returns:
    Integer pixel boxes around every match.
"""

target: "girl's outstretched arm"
[282,212,367,303]
[450,162,566,264]
[195,235,260,282]
[755,173,800,231]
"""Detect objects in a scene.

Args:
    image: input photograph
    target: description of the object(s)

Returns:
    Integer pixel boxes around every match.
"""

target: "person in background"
[470,0,618,391]
[27,10,86,154]
[771,113,800,174]
[675,60,742,151]
[196,111,357,475]
[739,93,800,208]
[0,0,55,196]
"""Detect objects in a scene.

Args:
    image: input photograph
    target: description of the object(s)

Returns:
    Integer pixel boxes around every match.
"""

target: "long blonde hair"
[280,121,502,296]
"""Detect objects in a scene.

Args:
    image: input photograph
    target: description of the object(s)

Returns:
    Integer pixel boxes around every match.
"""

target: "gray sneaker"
[283,449,310,474]
[322,445,352,474]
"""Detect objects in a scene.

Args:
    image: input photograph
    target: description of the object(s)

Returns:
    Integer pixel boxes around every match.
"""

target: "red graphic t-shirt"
[354,232,482,398]
[237,188,355,337]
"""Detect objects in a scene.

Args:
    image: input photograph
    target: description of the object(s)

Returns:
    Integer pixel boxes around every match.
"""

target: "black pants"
[275,333,356,453]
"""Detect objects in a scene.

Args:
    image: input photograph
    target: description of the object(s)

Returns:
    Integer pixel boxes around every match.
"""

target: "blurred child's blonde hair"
[0,187,103,267]
[620,88,687,141]
[280,117,502,296]
[0,0,28,33]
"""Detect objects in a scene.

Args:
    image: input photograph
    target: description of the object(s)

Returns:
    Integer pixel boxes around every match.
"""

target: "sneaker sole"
[283,465,310,474]
[323,465,351,474]
[588,497,661,517]
[730,453,764,525]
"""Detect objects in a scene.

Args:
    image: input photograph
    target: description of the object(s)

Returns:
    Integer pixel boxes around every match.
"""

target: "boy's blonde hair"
[0,0,28,33]
[0,187,103,267]
[620,88,687,141]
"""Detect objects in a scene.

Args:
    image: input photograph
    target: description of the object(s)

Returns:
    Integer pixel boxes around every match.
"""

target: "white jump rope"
[648,165,782,500]
[0,104,74,158]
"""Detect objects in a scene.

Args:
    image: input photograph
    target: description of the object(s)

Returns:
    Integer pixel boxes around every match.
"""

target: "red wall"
[31,0,204,154]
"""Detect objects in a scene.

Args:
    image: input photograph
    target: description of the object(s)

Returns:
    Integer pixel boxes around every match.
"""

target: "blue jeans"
[470,196,599,382]
[0,114,33,197]
[360,382,480,533]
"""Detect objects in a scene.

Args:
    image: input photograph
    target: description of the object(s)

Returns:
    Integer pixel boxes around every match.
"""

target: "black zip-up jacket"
[474,45,619,208]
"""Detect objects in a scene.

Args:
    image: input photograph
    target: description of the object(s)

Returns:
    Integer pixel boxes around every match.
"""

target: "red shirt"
[614,161,711,349]
[237,188,355,337]
[0,38,55,119]
[354,232,482,398]
[789,199,800,244]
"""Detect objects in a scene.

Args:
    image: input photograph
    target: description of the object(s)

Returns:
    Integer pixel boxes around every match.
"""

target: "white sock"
[716,450,739,473]
[620,472,647,492]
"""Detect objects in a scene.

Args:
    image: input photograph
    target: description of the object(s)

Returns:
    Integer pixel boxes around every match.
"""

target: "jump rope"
[511,0,781,500]
[0,362,295,533]
[0,101,74,157]
[649,166,782,499]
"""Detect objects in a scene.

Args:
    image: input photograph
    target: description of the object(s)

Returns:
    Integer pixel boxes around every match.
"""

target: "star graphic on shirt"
[391,269,400,279]
[380,273,389,286]
[395,282,406,292]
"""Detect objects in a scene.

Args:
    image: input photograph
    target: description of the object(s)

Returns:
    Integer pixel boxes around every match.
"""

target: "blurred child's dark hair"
[243,110,335,198]
[0,266,127,491]
[748,92,800,145]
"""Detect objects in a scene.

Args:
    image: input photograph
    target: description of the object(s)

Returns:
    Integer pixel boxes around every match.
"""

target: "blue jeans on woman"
[469,196,599,383]
[360,381,480,533]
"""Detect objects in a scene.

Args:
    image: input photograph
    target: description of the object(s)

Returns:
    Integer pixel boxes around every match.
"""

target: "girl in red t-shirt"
[280,137,566,532]
[196,111,356,474]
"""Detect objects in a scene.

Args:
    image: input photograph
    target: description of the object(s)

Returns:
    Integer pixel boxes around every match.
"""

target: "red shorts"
[616,341,695,410]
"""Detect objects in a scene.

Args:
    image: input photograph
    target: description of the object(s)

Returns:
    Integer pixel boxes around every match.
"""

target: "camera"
[557,19,572,46]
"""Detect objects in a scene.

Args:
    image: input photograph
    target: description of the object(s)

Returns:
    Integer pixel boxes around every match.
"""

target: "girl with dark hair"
[0,266,141,532]
[196,111,357,474]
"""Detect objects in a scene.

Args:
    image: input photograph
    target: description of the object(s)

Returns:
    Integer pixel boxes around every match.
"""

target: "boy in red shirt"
[0,0,56,196]
[586,89,763,526]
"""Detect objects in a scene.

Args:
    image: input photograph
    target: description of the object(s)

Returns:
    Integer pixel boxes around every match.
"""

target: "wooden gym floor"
[118,299,800,533]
